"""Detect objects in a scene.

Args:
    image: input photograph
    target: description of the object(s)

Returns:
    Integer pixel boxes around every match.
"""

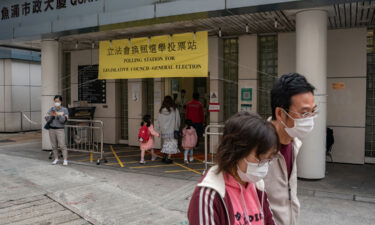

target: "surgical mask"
[281,110,316,139]
[54,102,61,107]
[237,159,269,183]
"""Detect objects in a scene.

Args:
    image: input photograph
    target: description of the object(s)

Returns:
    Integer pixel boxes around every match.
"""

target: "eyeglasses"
[284,107,319,119]
[249,155,276,166]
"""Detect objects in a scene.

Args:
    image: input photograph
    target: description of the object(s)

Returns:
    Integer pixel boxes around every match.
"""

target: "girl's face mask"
[237,158,270,183]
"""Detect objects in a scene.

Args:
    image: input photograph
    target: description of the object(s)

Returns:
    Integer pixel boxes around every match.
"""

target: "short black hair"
[193,92,200,100]
[141,114,151,127]
[54,95,63,102]
[216,111,279,175]
[185,119,193,129]
[271,73,315,120]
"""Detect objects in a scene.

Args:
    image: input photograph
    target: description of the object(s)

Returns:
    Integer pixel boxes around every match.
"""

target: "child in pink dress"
[139,115,160,164]
[182,119,198,164]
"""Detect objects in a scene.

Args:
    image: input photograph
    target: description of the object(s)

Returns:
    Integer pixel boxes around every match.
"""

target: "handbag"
[44,122,51,130]
[43,116,55,130]
[174,130,181,139]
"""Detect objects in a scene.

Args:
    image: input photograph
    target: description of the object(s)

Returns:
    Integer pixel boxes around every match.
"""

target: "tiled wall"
[0,59,41,132]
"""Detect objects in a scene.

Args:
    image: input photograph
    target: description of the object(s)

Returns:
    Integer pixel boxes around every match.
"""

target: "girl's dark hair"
[141,115,151,127]
[185,119,193,129]
[159,95,176,113]
[54,95,63,102]
[216,111,279,175]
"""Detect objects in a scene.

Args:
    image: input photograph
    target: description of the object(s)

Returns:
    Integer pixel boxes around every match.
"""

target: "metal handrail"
[204,124,225,173]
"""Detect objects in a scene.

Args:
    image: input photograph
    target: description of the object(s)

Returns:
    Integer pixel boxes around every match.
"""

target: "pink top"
[182,126,198,150]
[140,124,160,151]
[224,173,264,225]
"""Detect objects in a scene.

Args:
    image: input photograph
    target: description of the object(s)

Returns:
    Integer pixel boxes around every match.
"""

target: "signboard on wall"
[210,92,219,103]
[241,88,252,101]
[78,65,106,104]
[240,104,252,112]
[209,103,220,112]
[332,82,345,90]
[98,31,208,79]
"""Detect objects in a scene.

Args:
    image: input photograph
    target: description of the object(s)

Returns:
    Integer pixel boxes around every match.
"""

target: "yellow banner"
[99,31,208,79]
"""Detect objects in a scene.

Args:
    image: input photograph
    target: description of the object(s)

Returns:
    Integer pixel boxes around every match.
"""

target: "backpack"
[138,125,151,143]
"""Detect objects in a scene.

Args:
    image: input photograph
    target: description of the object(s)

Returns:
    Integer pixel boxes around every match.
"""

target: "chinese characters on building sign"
[106,40,197,56]
[99,31,208,79]
[1,0,98,20]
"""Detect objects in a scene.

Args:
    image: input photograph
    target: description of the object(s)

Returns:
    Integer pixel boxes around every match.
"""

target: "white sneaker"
[63,160,68,166]
[189,156,194,163]
[52,159,59,165]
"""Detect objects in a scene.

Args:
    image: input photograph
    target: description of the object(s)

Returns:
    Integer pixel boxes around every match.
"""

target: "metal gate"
[65,119,105,165]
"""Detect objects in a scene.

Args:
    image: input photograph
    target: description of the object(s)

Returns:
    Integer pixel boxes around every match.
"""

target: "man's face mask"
[280,109,316,139]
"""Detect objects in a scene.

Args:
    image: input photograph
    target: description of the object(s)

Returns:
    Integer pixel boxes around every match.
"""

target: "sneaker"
[52,159,59,165]
[189,157,194,163]
[139,160,146,164]
[184,160,189,165]
[151,155,158,161]
[63,160,68,166]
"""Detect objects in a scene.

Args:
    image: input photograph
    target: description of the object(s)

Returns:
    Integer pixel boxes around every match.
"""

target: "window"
[258,35,278,119]
[223,38,239,120]
[78,65,106,104]
[365,30,375,158]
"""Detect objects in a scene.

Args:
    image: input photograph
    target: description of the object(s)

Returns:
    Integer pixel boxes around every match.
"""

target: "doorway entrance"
[164,77,209,123]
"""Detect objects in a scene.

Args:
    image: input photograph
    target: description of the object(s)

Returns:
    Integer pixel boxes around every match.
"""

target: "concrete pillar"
[296,10,327,179]
[208,37,224,153]
[128,79,145,146]
[41,40,61,150]
[164,78,172,96]
[238,35,258,113]
[153,78,164,149]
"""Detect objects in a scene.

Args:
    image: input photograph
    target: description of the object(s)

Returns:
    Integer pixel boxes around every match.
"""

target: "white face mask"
[281,110,316,139]
[237,158,269,183]
[54,102,61,107]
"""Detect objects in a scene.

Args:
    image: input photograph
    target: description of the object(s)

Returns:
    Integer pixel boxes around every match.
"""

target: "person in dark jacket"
[188,111,279,225]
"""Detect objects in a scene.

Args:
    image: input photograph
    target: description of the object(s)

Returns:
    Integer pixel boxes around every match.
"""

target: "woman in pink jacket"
[139,115,160,164]
[188,112,279,225]
[182,119,198,164]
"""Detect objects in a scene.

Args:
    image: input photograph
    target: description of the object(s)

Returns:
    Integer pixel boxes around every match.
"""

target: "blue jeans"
[184,149,193,161]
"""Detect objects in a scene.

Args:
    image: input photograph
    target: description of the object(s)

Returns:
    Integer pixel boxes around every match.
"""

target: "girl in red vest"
[138,115,159,164]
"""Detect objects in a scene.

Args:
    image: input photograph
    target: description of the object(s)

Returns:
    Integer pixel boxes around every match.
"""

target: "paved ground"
[0,133,375,225]
[0,195,91,225]
[67,144,205,180]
